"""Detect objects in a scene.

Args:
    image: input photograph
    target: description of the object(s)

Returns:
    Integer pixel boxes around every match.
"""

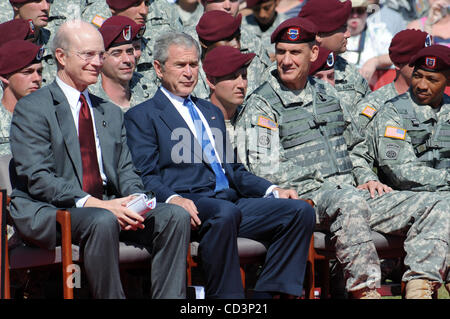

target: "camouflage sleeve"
[234,94,295,189]
[321,81,379,185]
[371,103,450,191]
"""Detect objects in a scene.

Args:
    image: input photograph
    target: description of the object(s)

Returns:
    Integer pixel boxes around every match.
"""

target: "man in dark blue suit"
[124,31,316,299]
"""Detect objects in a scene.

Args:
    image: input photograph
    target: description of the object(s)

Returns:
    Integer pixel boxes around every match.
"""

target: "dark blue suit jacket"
[124,88,272,202]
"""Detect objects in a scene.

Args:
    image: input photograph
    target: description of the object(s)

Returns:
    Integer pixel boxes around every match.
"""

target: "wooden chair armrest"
[56,209,74,299]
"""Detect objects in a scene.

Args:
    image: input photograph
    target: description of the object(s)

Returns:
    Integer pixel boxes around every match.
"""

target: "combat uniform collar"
[267,67,314,107]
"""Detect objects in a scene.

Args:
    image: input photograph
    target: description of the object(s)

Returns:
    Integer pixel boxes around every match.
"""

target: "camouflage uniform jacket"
[355,81,398,129]
[176,1,204,28]
[234,67,378,200]
[334,55,371,115]
[241,12,288,60]
[36,27,56,87]
[0,1,13,24]
[0,101,12,156]
[368,90,450,191]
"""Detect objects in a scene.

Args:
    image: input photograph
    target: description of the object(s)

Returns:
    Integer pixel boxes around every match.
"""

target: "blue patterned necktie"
[183,98,229,192]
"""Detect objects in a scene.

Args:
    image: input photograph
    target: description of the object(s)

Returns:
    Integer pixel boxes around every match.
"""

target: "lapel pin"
[102,121,107,127]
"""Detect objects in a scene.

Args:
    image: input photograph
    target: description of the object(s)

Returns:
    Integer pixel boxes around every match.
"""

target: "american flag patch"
[384,126,406,140]
[257,116,278,130]
[361,105,377,118]
[91,15,105,28]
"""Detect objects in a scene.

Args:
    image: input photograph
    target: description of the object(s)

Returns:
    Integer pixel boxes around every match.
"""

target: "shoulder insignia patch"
[91,15,106,28]
[361,105,377,118]
[384,126,406,140]
[257,116,278,130]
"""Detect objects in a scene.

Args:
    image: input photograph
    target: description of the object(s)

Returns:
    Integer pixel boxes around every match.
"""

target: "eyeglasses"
[351,7,367,15]
[70,50,106,62]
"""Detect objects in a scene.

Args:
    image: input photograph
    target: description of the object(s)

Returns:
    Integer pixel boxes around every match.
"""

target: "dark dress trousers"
[124,88,316,298]
[9,82,191,299]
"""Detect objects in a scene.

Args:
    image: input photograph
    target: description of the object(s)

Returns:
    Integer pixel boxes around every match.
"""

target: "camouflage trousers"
[305,183,449,291]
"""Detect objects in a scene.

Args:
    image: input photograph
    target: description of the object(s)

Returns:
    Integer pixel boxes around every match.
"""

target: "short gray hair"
[153,32,200,67]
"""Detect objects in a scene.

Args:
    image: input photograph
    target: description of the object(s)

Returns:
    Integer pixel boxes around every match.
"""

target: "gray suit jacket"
[9,81,146,249]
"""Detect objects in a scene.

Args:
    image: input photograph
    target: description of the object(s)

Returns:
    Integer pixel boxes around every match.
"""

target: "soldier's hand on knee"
[357,180,393,198]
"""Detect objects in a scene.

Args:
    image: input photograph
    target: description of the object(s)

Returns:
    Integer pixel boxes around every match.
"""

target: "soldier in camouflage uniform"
[7,0,54,87]
[235,17,449,299]
[0,40,44,253]
[355,29,433,130]
[0,40,44,156]
[193,10,268,99]
[299,0,371,111]
[241,0,288,62]
[202,45,255,147]
[367,45,450,296]
[90,15,157,111]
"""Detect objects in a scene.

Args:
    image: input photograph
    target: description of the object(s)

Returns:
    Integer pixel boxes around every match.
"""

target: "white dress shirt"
[56,76,106,207]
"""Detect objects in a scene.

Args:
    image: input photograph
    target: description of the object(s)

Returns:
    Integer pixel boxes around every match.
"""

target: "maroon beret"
[106,0,142,10]
[0,19,35,46]
[247,0,268,8]
[389,29,432,66]
[0,40,43,76]
[409,44,450,72]
[298,0,352,33]
[99,23,133,50]
[101,15,145,41]
[203,46,255,77]
[270,17,317,44]
[196,11,242,42]
[309,47,335,75]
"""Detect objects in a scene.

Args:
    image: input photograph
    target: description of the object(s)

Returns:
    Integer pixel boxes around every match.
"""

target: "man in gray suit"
[9,19,191,299]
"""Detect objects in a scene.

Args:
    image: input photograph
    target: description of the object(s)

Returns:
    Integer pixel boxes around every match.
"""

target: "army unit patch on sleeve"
[91,15,106,28]
[257,116,278,130]
[384,143,400,160]
[361,105,377,118]
[384,126,406,140]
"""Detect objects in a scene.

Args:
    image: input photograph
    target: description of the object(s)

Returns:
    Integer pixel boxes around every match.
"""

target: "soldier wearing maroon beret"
[193,10,267,100]
[299,0,371,113]
[236,16,411,299]
[5,0,58,88]
[356,44,450,299]
[353,29,435,131]
[0,40,43,155]
[203,46,255,146]
[90,16,155,112]
[308,47,336,86]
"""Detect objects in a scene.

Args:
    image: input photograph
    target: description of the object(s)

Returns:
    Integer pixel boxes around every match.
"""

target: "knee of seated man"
[165,203,191,226]
[287,199,316,227]
[213,202,242,226]
[87,208,121,234]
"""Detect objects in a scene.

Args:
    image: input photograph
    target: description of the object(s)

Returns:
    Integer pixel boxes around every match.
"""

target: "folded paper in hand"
[126,193,156,216]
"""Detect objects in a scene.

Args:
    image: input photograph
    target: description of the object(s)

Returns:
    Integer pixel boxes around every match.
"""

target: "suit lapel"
[90,94,115,182]
[52,82,83,187]
[156,90,205,164]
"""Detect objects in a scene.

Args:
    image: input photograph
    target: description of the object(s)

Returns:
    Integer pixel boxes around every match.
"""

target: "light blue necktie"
[183,98,229,192]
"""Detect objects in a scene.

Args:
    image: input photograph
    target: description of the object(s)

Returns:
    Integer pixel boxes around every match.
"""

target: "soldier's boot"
[350,288,381,299]
[405,279,440,299]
